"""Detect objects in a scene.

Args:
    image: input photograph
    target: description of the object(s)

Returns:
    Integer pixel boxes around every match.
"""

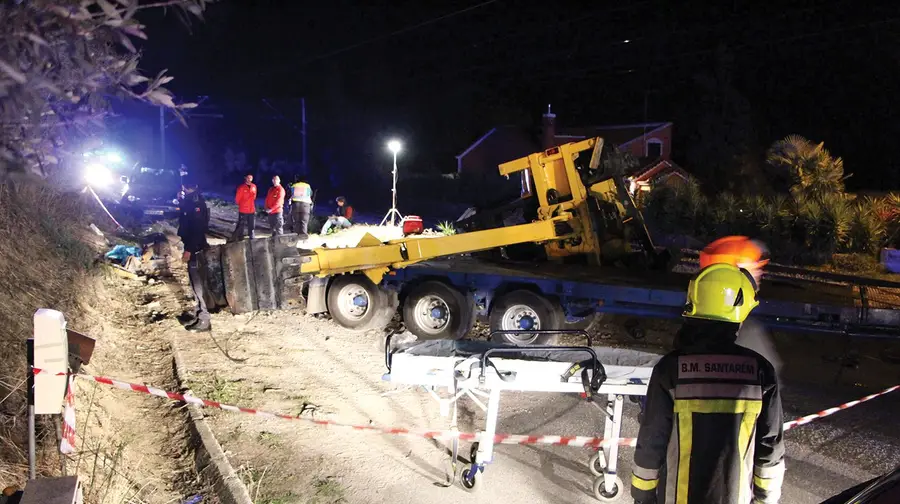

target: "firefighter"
[697,236,782,376]
[177,175,212,333]
[631,263,785,504]
[230,173,257,242]
[289,176,313,239]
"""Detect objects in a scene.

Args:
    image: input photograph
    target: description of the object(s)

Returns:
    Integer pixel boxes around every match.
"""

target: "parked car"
[821,465,900,503]
[119,167,182,220]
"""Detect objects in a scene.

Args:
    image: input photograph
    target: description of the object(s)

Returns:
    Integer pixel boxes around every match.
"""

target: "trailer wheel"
[402,281,475,340]
[490,290,561,345]
[327,274,395,332]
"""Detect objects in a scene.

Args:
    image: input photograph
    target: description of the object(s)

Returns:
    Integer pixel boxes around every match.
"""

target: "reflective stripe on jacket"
[235,183,257,214]
[632,323,785,504]
[290,182,312,203]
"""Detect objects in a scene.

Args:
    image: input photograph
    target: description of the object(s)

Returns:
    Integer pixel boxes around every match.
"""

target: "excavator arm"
[299,215,575,284]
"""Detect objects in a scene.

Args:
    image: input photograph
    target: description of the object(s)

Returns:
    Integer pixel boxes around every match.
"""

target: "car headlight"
[127,195,137,202]
[84,163,112,187]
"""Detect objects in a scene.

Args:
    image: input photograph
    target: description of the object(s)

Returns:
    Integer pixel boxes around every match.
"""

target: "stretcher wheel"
[592,475,624,502]
[402,281,475,340]
[457,465,479,492]
[326,274,396,332]
[588,451,607,477]
[469,441,479,463]
[489,290,561,345]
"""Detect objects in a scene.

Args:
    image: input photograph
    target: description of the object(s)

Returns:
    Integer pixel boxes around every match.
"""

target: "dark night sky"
[136,0,900,193]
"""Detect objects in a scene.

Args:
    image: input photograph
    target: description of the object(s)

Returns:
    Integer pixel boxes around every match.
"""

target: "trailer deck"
[384,257,900,337]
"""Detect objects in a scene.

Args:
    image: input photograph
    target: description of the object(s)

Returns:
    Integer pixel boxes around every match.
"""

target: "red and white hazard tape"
[59,375,76,454]
[782,384,900,431]
[33,368,898,450]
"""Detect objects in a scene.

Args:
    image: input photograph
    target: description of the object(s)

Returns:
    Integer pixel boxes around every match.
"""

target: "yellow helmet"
[683,264,759,323]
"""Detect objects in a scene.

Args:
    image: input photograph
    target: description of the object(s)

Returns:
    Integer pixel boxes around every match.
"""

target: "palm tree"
[766,135,850,200]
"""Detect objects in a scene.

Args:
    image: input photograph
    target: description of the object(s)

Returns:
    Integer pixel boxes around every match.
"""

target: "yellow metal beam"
[300,216,573,283]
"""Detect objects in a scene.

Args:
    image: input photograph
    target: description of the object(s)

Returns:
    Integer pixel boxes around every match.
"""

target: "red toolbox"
[402,215,424,235]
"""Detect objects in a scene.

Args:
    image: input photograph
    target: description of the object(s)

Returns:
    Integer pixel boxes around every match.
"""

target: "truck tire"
[490,290,561,345]
[402,281,475,341]
[327,274,395,332]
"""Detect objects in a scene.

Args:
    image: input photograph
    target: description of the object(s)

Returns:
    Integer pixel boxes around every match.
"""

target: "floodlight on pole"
[380,139,404,227]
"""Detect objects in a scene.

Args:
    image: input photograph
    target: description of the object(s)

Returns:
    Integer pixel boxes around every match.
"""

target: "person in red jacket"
[265,175,286,235]
[230,173,257,242]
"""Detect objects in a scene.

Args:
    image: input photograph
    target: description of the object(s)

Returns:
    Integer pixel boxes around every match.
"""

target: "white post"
[391,151,398,226]
[380,139,404,227]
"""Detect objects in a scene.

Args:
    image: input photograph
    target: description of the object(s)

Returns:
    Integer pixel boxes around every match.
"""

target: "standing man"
[631,264,785,504]
[177,176,212,333]
[289,176,313,239]
[320,196,354,235]
[231,173,257,242]
[265,175,286,236]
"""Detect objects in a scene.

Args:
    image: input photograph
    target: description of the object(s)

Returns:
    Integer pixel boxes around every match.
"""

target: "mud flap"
[306,277,327,314]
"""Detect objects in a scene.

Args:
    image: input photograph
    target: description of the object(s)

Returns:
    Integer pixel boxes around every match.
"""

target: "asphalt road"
[470,380,900,503]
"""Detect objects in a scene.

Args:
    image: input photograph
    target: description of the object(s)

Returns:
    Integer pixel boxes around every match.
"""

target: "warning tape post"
[33,368,900,450]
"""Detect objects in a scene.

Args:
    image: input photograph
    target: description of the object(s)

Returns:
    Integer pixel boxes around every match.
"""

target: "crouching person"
[321,196,354,235]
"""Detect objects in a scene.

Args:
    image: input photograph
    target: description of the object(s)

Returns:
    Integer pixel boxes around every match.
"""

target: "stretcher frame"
[383,330,658,500]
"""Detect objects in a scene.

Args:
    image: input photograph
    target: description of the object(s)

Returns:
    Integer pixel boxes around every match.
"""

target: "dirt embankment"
[0,181,205,502]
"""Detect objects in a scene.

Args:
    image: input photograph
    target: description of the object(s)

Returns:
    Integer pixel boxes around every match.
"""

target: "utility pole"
[159,106,166,167]
[301,97,308,175]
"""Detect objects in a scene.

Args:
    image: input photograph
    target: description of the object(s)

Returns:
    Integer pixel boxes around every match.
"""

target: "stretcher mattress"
[387,340,664,394]
[394,339,662,368]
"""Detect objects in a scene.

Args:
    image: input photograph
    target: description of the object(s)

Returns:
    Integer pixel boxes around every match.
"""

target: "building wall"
[621,123,673,160]
[458,128,537,207]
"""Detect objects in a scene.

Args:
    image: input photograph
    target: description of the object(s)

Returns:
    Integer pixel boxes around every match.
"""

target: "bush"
[846,198,886,255]
[639,181,899,265]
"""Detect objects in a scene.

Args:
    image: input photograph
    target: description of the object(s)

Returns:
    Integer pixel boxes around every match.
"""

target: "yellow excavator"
[296,136,669,285]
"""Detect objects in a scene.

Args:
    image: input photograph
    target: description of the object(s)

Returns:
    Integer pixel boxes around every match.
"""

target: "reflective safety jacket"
[290,182,312,203]
[632,322,785,504]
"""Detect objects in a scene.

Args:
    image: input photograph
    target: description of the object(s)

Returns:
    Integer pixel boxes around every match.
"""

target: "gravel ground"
[182,205,900,503]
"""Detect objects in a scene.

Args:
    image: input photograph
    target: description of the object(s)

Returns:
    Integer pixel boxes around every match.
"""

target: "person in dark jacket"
[631,264,785,504]
[177,177,212,333]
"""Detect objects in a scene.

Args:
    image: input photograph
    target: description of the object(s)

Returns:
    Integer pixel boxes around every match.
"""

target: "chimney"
[541,104,557,150]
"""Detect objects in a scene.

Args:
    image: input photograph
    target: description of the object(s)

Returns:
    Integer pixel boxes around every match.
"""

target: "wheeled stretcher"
[382,331,662,500]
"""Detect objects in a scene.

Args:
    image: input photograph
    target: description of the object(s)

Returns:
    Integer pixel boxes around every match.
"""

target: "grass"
[310,477,345,504]
[0,180,101,490]
[257,431,281,448]
[436,220,457,236]
[188,372,247,405]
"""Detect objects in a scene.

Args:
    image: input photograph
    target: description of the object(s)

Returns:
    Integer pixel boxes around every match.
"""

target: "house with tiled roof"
[454,106,690,205]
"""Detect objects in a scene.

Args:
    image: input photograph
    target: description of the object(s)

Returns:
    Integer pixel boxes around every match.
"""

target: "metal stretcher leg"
[478,387,501,466]
[459,387,500,491]
[592,394,626,501]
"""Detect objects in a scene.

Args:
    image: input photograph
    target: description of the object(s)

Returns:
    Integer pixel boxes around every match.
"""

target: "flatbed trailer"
[370,257,900,342]
[198,135,900,343]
